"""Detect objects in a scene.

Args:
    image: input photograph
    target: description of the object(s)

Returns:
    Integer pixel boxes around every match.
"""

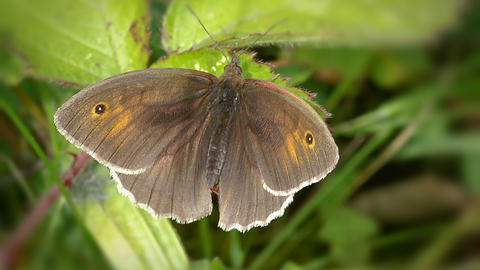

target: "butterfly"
[55,11,338,231]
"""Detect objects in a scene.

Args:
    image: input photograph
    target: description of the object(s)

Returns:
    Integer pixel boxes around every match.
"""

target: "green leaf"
[462,152,480,195]
[288,47,372,79]
[397,132,480,159]
[370,48,431,89]
[76,165,189,270]
[319,207,379,266]
[147,1,168,66]
[0,47,25,85]
[333,83,444,136]
[163,0,460,53]
[280,262,303,270]
[0,0,150,86]
[273,65,314,86]
[190,258,227,270]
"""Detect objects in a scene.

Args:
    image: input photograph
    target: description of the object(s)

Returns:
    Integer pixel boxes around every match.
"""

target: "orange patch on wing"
[286,130,300,166]
[108,107,132,137]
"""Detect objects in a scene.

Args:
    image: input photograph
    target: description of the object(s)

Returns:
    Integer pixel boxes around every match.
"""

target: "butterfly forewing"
[54,69,216,174]
[241,78,339,196]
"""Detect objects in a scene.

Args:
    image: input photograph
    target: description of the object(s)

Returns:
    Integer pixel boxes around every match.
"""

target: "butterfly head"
[223,56,243,77]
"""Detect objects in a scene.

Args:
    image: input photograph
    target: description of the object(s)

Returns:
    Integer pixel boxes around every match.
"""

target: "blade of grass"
[29,198,64,270]
[198,218,213,259]
[229,231,244,268]
[412,206,480,269]
[0,155,37,204]
[371,222,444,250]
[324,52,370,110]
[38,81,61,169]
[353,104,430,190]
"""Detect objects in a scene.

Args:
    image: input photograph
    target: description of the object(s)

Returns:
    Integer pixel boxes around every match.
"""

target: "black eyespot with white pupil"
[95,103,106,114]
[306,133,314,145]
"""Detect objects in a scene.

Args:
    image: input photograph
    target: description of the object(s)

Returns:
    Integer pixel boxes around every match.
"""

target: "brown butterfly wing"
[112,106,215,223]
[241,79,339,196]
[218,114,293,232]
[54,69,216,174]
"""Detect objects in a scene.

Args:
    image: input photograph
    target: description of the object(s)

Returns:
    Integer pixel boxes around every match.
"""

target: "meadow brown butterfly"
[54,18,339,232]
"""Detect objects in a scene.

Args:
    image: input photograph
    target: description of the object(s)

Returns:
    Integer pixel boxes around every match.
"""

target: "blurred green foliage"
[1,0,479,269]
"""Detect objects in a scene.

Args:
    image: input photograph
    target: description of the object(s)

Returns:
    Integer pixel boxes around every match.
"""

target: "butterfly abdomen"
[205,73,241,189]
[206,110,233,189]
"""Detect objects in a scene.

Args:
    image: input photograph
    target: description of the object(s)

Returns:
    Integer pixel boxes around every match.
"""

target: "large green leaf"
[0,0,150,86]
[163,0,460,53]
[0,0,461,85]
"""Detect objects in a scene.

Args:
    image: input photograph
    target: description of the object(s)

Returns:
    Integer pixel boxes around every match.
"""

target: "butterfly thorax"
[205,60,243,189]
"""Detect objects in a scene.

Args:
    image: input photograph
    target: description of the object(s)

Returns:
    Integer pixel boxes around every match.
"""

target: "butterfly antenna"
[186,5,230,63]
[239,19,287,58]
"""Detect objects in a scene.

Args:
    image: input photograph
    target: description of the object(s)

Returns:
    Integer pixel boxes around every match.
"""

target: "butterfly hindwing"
[218,113,293,232]
[112,105,216,223]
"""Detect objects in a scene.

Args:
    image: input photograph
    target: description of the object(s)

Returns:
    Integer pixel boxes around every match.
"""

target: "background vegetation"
[0,0,478,269]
